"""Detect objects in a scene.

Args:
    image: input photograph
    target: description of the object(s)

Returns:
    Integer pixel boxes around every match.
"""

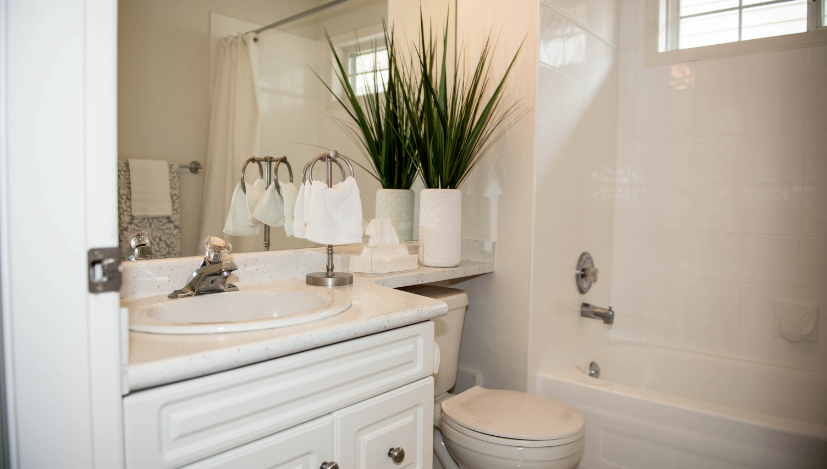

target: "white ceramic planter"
[418,189,462,267]
[375,189,415,241]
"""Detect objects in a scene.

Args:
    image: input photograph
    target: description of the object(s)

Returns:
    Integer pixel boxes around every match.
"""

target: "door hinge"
[88,247,122,293]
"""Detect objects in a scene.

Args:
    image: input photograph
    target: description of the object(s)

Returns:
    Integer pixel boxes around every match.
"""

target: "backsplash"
[611,0,827,372]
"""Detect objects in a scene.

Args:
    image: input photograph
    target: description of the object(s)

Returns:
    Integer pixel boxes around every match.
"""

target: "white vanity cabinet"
[124,322,435,469]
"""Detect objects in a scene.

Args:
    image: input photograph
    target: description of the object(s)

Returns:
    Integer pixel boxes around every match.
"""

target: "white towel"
[306,176,364,245]
[292,181,310,239]
[280,181,299,237]
[128,159,172,217]
[244,178,267,222]
[252,181,285,227]
[223,183,261,236]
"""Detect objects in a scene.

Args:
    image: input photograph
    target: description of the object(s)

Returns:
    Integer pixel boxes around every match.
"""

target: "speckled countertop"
[123,240,494,393]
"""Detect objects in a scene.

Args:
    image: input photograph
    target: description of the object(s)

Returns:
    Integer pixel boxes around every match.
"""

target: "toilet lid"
[440,387,584,441]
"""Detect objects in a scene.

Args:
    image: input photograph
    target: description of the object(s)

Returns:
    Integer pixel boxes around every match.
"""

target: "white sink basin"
[128,287,351,334]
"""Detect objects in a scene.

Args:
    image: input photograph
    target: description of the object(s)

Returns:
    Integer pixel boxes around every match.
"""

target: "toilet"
[399,286,585,469]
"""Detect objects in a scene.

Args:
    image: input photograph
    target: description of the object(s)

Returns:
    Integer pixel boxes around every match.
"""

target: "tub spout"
[581,303,614,325]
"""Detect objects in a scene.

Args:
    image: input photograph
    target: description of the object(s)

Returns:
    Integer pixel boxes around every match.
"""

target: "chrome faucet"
[580,303,614,325]
[169,236,239,298]
[124,231,155,261]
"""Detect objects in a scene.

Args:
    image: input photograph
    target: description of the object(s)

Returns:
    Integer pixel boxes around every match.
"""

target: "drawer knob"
[320,463,338,469]
[388,447,405,464]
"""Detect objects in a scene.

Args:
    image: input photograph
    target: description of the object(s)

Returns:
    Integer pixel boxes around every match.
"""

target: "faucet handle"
[203,236,232,263]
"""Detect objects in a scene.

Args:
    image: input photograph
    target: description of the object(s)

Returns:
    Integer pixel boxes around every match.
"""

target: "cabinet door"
[334,377,433,469]
[183,415,334,469]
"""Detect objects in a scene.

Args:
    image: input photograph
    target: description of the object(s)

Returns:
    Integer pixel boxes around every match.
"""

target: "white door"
[333,377,434,469]
[0,0,123,467]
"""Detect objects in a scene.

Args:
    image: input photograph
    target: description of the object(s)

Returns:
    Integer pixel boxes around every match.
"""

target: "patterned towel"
[118,160,181,260]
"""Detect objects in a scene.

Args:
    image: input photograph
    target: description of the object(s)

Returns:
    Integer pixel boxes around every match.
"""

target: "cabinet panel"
[124,322,434,468]
[334,377,434,469]
[184,416,334,469]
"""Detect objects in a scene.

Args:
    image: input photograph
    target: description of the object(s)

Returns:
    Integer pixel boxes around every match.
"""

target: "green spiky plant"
[315,22,418,190]
[395,11,525,189]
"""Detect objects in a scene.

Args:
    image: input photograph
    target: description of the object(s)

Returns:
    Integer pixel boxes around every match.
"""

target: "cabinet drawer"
[184,416,333,469]
[124,322,434,468]
[334,377,434,469]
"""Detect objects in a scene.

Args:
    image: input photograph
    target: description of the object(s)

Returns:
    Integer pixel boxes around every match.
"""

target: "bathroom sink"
[128,287,351,334]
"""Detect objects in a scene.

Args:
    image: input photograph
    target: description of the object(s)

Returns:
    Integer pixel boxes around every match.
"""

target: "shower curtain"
[198,32,262,255]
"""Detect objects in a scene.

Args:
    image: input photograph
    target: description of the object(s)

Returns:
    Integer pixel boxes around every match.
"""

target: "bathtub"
[535,341,827,469]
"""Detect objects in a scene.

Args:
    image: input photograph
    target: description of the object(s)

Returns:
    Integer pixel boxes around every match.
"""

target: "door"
[0,0,123,467]
[333,377,434,469]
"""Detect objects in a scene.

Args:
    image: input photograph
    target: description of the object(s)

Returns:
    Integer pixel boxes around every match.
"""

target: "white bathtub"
[535,341,827,469]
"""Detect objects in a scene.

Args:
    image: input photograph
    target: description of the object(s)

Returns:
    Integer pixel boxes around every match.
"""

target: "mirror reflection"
[117,0,421,260]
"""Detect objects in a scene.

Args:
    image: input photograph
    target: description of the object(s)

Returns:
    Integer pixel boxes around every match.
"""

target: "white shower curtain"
[198,32,261,255]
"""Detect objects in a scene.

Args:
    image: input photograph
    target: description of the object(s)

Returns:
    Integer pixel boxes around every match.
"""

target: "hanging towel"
[223,183,261,237]
[128,159,172,217]
[280,181,299,237]
[306,177,364,245]
[244,178,267,221]
[292,181,311,239]
[117,161,181,259]
[252,181,285,227]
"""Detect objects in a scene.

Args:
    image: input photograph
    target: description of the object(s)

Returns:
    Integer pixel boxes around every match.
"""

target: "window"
[348,47,389,96]
[659,0,824,51]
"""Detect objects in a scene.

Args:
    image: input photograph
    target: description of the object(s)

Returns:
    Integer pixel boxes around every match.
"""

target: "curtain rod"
[251,0,351,34]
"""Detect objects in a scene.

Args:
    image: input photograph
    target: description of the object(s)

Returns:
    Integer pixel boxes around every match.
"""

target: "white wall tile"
[694,135,745,183]
[641,274,690,322]
[809,45,827,78]
[611,271,643,316]
[689,279,741,330]
[696,55,750,89]
[739,284,827,340]
[531,286,557,345]
[690,232,743,281]
[646,185,692,230]
[562,74,586,128]
[738,331,827,372]
[692,185,745,233]
[640,230,691,277]
[805,78,827,132]
[646,138,693,184]
[745,132,804,184]
[748,48,808,84]
[535,121,564,180]
[537,65,564,124]
[748,81,807,133]
[534,177,561,234]
[611,314,642,341]
[641,317,687,348]
[744,185,802,236]
[614,184,646,229]
[695,86,749,136]
[619,0,644,48]
[742,234,800,287]
[802,185,827,237]
[533,232,561,290]
[616,140,646,184]
[583,183,616,230]
[798,237,827,290]
[613,229,644,273]
[646,89,696,138]
[803,132,827,184]
[687,325,738,357]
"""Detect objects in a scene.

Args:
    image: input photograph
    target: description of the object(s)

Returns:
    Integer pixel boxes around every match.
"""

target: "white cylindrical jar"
[375,189,415,241]
[418,189,462,267]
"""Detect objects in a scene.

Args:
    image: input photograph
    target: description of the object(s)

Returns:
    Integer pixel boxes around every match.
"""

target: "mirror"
[117,0,454,260]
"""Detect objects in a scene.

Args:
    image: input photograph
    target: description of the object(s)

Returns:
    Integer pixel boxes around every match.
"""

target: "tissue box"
[350,244,419,275]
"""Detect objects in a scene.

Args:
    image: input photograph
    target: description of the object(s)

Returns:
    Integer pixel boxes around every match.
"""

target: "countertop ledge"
[125,253,494,393]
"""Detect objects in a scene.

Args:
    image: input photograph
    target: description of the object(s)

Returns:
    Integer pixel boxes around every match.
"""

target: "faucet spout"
[580,302,614,325]
[169,236,239,298]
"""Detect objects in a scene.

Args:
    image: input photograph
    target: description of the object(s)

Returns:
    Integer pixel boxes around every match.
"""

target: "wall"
[448,0,539,392]
[611,0,827,372]
[527,0,620,386]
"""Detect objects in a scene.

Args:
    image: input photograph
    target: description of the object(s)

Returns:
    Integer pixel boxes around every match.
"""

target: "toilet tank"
[399,285,468,396]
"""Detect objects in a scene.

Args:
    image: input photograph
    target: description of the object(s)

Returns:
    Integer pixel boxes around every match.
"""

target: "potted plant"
[317,23,418,241]
[397,13,524,267]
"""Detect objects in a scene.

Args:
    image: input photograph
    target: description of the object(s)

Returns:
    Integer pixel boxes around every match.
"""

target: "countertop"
[125,256,494,393]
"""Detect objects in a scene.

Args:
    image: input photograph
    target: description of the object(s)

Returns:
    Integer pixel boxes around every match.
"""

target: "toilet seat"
[440,387,585,448]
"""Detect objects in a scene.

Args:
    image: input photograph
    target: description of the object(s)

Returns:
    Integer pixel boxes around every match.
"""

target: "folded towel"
[306,176,364,245]
[280,181,299,237]
[292,181,310,239]
[244,178,267,222]
[223,183,261,236]
[128,159,172,217]
[252,181,285,227]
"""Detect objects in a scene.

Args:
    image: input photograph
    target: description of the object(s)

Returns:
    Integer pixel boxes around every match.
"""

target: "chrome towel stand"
[302,150,354,287]
[240,155,294,251]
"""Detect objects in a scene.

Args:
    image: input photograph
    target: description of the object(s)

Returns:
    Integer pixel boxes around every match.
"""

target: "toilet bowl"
[399,286,585,469]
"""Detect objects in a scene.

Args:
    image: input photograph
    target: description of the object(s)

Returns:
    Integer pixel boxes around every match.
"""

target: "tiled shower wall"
[611,0,827,372]
[528,0,620,383]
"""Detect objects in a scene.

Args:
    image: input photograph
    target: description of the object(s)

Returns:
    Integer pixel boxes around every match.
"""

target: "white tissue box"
[350,244,419,275]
